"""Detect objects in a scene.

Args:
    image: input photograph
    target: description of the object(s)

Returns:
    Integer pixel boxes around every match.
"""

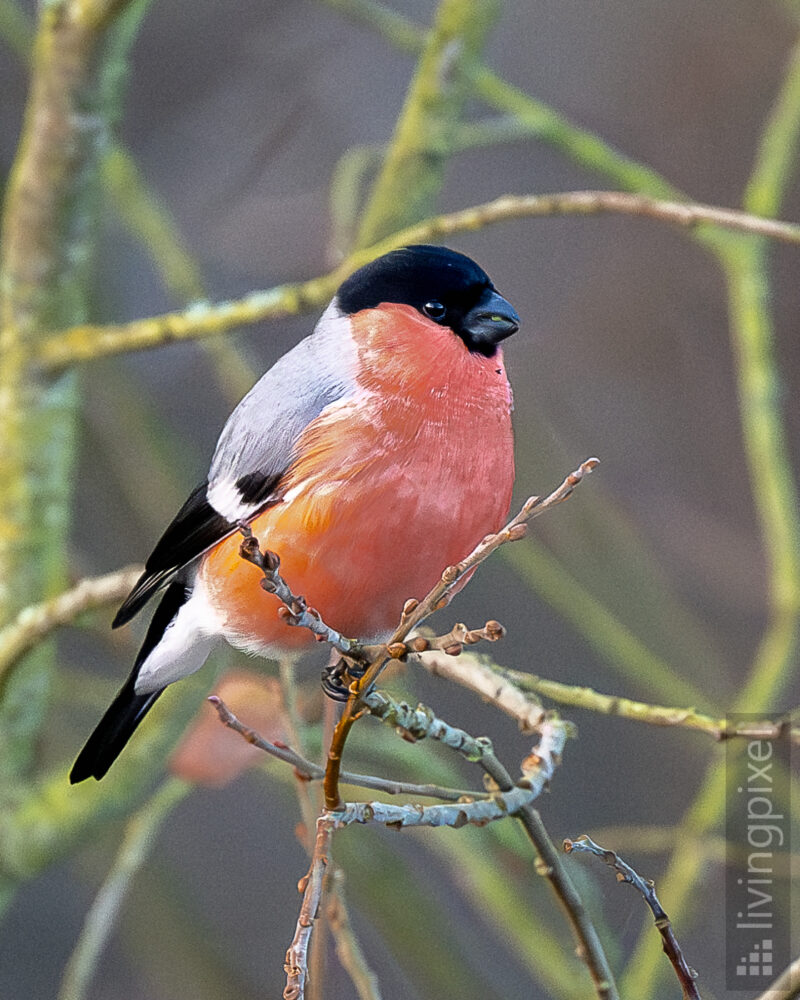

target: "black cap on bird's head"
[336,245,520,357]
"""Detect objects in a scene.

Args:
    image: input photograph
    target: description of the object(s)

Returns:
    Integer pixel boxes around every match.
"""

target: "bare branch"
[420,648,546,733]
[325,870,383,1000]
[385,618,506,660]
[283,716,571,1000]
[324,458,597,811]
[57,778,189,1000]
[34,189,800,370]
[208,696,485,801]
[0,565,143,689]
[362,688,617,1000]
[284,818,333,1000]
[441,653,800,744]
[238,527,365,659]
[564,835,701,1000]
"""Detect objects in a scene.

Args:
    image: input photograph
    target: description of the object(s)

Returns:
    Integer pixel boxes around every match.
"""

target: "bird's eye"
[423,300,446,321]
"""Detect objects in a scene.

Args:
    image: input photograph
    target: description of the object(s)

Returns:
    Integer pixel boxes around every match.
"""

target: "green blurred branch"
[423,648,798,742]
[325,870,383,1000]
[57,777,190,1000]
[35,191,800,371]
[355,0,500,247]
[515,670,799,742]
[622,35,800,998]
[0,0,31,59]
[0,0,255,405]
[319,0,683,198]
[100,146,257,403]
[101,146,205,303]
[0,0,145,783]
[503,538,708,707]
[0,666,212,890]
[327,117,531,259]
[0,565,142,693]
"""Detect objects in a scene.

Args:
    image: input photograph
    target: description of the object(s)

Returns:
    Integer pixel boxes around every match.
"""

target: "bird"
[70,244,520,783]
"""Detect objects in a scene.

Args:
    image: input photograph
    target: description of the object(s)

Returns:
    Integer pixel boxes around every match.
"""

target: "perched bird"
[70,245,520,783]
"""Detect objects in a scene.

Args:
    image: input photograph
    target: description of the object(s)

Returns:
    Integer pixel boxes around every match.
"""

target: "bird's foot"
[321,657,369,702]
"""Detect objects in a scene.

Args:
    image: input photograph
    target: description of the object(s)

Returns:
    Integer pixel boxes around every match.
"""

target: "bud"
[402,598,419,617]
[507,523,528,541]
[410,636,430,652]
[485,620,505,640]
[387,642,408,659]
[170,671,288,787]
[444,642,463,657]
[441,566,459,585]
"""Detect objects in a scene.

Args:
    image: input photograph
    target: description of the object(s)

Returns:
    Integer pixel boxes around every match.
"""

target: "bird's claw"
[321,657,369,702]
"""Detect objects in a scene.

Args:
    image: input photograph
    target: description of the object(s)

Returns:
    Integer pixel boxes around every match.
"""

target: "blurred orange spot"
[170,670,289,787]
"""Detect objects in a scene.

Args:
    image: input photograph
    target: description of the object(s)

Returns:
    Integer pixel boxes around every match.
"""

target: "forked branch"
[564,835,701,1000]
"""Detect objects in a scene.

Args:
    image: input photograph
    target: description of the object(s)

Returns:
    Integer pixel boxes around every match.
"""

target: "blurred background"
[1,0,799,997]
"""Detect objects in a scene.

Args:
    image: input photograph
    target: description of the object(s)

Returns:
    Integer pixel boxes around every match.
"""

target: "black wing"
[112,480,236,628]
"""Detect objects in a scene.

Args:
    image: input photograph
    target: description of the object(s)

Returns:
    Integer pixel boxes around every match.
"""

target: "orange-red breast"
[70,245,520,782]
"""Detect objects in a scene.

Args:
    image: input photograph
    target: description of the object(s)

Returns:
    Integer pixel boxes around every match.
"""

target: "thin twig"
[288,790,565,1000]
[325,869,383,1000]
[360,688,616,1000]
[238,528,365,659]
[432,651,800,743]
[34,189,800,370]
[57,778,190,1000]
[0,565,143,689]
[284,818,333,1000]
[271,685,586,1000]
[564,835,701,1000]
[275,660,379,1000]
[323,458,598,811]
[208,696,486,801]
[467,746,617,1000]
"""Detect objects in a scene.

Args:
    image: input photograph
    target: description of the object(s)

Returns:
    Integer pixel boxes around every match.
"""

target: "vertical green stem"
[622,38,800,998]
[355,0,500,247]
[0,0,128,778]
[58,777,190,1000]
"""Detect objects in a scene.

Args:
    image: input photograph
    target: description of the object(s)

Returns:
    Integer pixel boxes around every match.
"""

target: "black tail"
[69,676,163,783]
[72,581,190,784]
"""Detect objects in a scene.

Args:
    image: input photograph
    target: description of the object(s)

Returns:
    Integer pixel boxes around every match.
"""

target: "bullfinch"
[70,244,520,783]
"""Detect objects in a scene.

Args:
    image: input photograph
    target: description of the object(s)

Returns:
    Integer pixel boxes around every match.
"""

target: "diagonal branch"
[423,648,800,744]
[34,192,800,371]
[0,565,143,692]
[283,716,570,1000]
[208,695,486,802]
[564,835,701,1000]
[323,458,598,812]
